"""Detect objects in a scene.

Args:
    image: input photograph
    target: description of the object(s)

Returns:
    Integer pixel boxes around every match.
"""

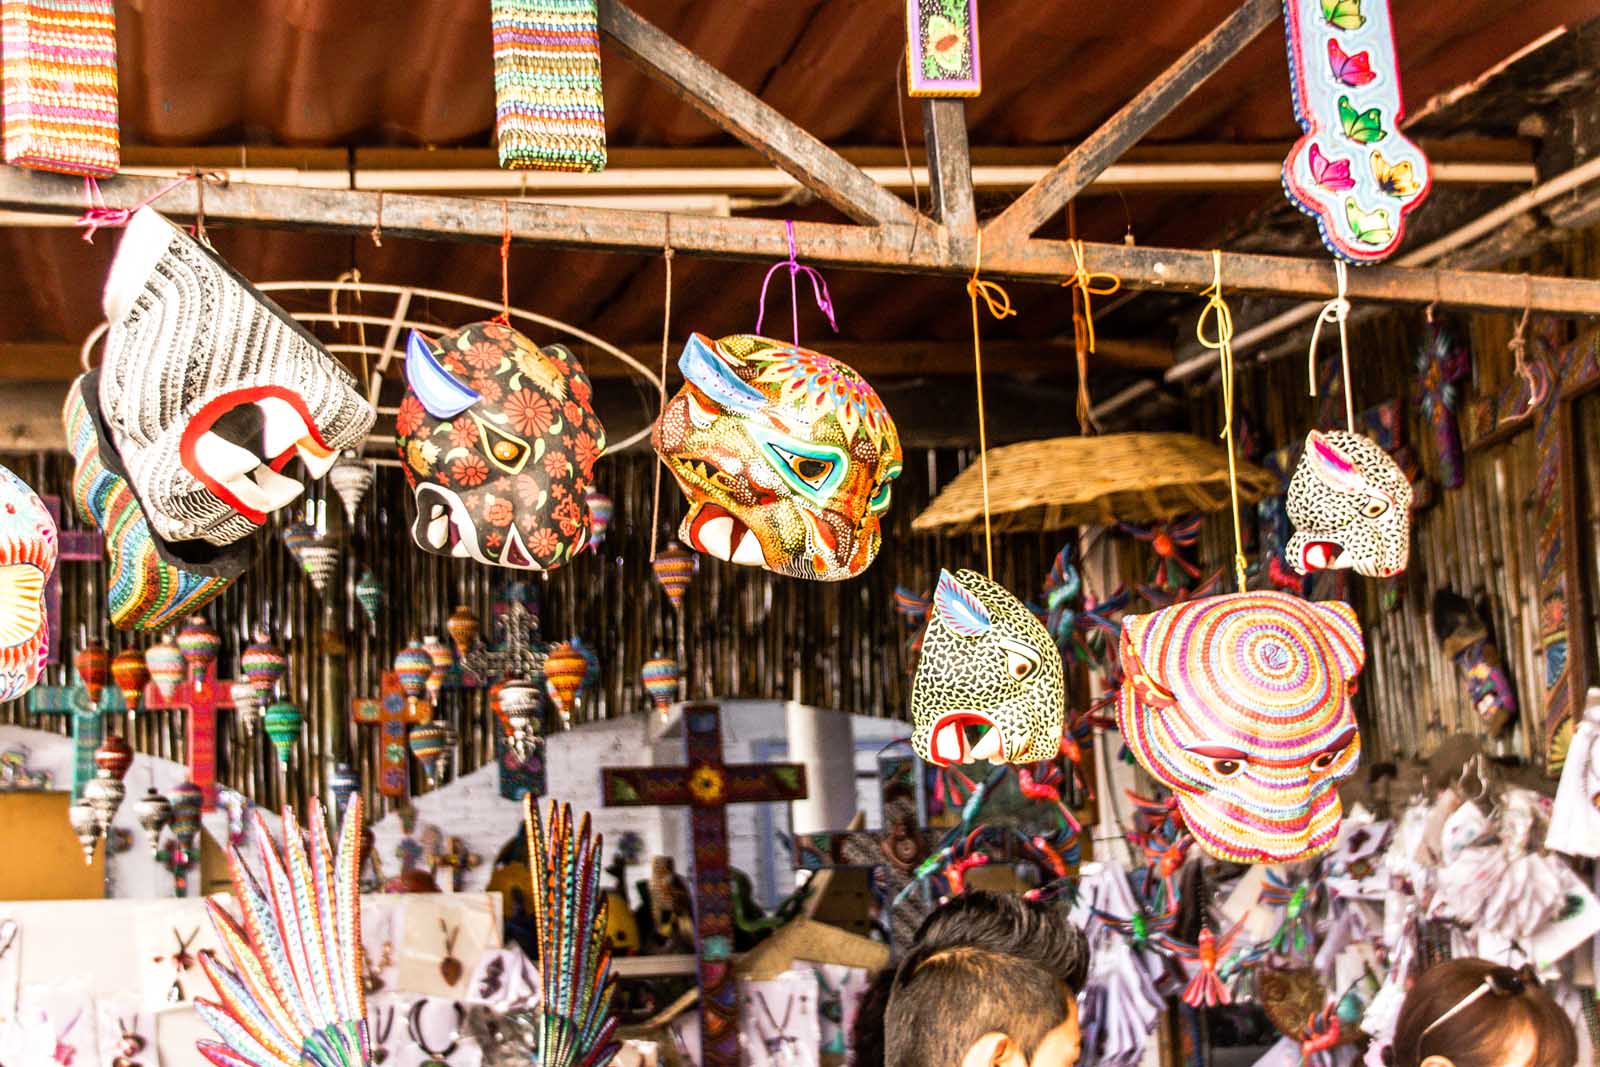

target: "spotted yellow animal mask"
[652,334,901,581]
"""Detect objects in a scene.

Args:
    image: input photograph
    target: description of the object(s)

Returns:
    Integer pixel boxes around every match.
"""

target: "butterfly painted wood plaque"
[1282,0,1431,262]
[905,0,980,97]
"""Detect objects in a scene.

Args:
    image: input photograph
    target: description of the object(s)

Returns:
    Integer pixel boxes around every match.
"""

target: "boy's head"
[885,892,1089,1067]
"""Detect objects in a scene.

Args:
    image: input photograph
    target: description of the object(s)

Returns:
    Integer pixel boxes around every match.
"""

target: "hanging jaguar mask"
[97,207,374,574]
[653,333,902,581]
[396,322,605,570]
[63,375,234,629]
[910,569,1064,767]
[1286,429,1412,579]
[0,464,56,702]
[1116,590,1366,864]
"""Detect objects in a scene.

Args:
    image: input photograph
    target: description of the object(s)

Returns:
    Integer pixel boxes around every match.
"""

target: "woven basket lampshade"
[911,433,1277,534]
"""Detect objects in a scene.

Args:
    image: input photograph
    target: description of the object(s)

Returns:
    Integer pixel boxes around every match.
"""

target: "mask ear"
[1310,599,1367,681]
[677,333,768,416]
[1303,430,1369,494]
[933,569,991,637]
[404,330,480,419]
[1119,610,1176,708]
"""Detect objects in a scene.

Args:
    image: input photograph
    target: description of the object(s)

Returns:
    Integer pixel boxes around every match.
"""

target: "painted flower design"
[470,375,503,404]
[529,527,560,557]
[924,12,967,75]
[553,495,583,537]
[451,454,489,487]
[485,530,504,550]
[564,400,584,427]
[395,395,426,438]
[574,431,602,477]
[688,765,725,805]
[485,496,514,527]
[406,438,439,476]
[505,388,555,437]
[571,376,592,406]
[448,417,479,450]
[464,340,505,371]
[542,449,571,478]
[443,352,468,376]
[514,473,542,506]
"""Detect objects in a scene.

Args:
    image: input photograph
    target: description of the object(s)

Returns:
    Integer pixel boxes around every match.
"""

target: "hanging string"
[1306,258,1354,432]
[492,199,513,326]
[895,43,923,257]
[1062,238,1122,435]
[755,220,838,348]
[1196,250,1248,594]
[76,171,214,243]
[649,228,675,564]
[371,191,384,248]
[1507,275,1546,411]
[966,232,1015,580]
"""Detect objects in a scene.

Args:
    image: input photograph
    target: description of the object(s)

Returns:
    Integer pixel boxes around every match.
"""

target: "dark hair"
[850,967,897,1067]
[1391,959,1576,1067]
[883,893,1090,1067]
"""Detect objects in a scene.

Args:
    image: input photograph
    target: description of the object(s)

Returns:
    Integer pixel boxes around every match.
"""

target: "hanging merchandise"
[95,207,375,574]
[74,638,110,706]
[1415,318,1472,490]
[1117,590,1366,864]
[110,647,149,716]
[909,568,1064,767]
[355,571,385,629]
[240,628,288,703]
[409,722,448,788]
[67,796,100,863]
[1281,0,1430,261]
[447,604,481,658]
[545,640,588,729]
[1,0,119,176]
[94,734,132,782]
[396,324,607,571]
[641,654,680,718]
[263,701,302,766]
[1286,429,1413,578]
[82,769,124,842]
[490,0,608,173]
[330,762,360,821]
[0,464,57,702]
[905,0,981,97]
[176,615,220,688]
[133,786,173,858]
[652,541,696,609]
[63,377,236,629]
[328,452,375,525]
[1432,588,1518,736]
[145,633,185,699]
[297,526,341,594]
[394,639,435,718]
[497,679,542,760]
[280,522,313,567]
[584,488,613,550]
[653,333,902,580]
[421,634,454,707]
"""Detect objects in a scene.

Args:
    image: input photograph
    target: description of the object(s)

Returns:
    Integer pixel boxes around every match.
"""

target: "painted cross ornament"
[1286,429,1413,578]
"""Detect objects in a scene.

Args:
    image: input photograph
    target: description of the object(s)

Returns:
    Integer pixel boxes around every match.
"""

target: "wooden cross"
[25,679,114,799]
[792,817,942,950]
[352,671,431,799]
[602,702,807,1067]
[141,661,239,811]
[421,825,483,891]
[1465,322,1600,771]
[38,496,103,666]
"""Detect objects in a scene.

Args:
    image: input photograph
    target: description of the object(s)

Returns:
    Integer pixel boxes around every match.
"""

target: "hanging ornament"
[394,639,433,716]
[67,797,100,864]
[263,701,303,766]
[280,523,314,566]
[94,735,132,782]
[330,762,360,819]
[75,639,110,705]
[133,787,173,858]
[297,527,341,594]
[167,780,203,846]
[241,628,289,703]
[544,641,588,729]
[584,488,613,551]
[438,719,459,780]
[408,723,447,788]
[497,680,542,761]
[652,542,696,610]
[422,634,454,707]
[355,571,384,629]
[145,635,185,700]
[111,647,150,714]
[176,615,220,689]
[328,453,375,526]
[447,605,480,659]
[641,654,680,719]
[229,681,262,736]
[83,773,125,843]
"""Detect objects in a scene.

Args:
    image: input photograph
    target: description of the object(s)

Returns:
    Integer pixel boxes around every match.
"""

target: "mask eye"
[475,417,530,475]
[869,481,893,513]
[999,641,1039,681]
[1360,497,1390,519]
[1312,751,1340,771]
[1211,757,1247,778]
[773,445,836,491]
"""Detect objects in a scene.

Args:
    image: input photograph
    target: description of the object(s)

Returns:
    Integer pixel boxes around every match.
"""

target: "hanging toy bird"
[1118,516,1205,592]
[1261,868,1324,956]
[1138,567,1225,611]
[1015,761,1083,834]
[1170,919,1250,1008]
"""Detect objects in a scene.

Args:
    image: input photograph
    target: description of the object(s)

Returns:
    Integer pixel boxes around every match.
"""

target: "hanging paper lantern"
[133,787,173,858]
[497,680,542,761]
[328,453,375,526]
[177,615,220,686]
[544,641,588,728]
[167,780,203,845]
[408,722,447,787]
[297,528,341,594]
[585,488,613,551]
[652,542,696,610]
[447,605,481,659]
[330,762,360,818]
[145,635,186,700]
[641,654,680,718]
[263,701,303,766]
[75,639,110,705]
[94,735,133,782]
[110,648,150,712]
[422,634,454,706]
[355,571,384,629]
[394,639,433,705]
[242,629,289,703]
[230,680,262,735]
[83,774,125,842]
[67,798,100,864]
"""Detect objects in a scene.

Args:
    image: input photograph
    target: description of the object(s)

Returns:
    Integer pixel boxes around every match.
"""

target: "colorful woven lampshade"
[355,571,384,628]
[422,634,454,705]
[241,628,288,703]
[280,522,313,565]
[297,528,341,594]
[585,488,612,550]
[330,762,360,819]
[167,780,202,844]
[74,639,110,704]
[394,639,433,699]
[1,0,120,177]
[491,0,608,173]
[640,654,679,718]
[177,615,220,686]
[328,453,375,526]
[408,722,447,787]
[544,640,587,728]
[447,605,481,659]
[652,542,695,610]
[230,680,262,736]
[263,701,303,766]
[144,635,185,700]
[93,734,132,781]
[111,647,149,711]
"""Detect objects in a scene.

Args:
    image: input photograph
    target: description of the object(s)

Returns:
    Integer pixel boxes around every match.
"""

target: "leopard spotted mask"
[1286,429,1412,579]
[652,333,901,581]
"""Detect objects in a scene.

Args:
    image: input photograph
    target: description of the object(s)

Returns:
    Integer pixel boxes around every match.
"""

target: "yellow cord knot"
[1197,250,1249,595]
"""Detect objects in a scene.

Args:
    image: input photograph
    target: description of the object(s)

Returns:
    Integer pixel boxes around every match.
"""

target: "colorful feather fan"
[194,798,366,1067]
[528,798,619,1067]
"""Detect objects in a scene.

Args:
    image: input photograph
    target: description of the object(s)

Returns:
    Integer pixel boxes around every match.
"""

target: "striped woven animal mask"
[97,208,374,569]
[653,334,901,581]
[911,569,1064,766]
[0,464,55,702]
[397,323,605,570]
[1286,429,1412,579]
[1116,591,1366,864]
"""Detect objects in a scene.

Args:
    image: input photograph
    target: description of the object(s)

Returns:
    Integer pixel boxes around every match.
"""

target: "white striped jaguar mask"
[1286,429,1412,579]
[97,208,375,572]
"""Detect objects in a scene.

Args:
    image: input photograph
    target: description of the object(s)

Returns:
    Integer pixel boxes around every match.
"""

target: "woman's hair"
[1391,958,1576,1067]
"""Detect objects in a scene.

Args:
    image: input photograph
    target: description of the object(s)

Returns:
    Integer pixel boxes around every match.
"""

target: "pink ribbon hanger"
[755,219,838,349]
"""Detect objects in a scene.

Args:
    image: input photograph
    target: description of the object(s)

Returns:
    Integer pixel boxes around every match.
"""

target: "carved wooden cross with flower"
[602,702,807,1067]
